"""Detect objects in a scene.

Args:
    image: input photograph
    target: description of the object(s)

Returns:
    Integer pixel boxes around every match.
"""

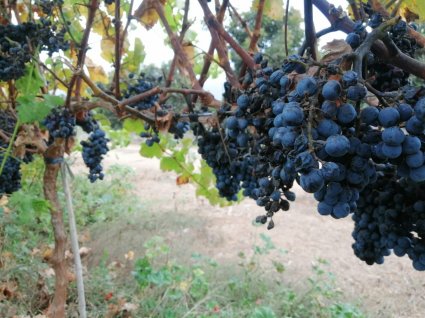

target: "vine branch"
[312,0,425,80]
[239,0,265,78]
[197,0,255,69]
[65,0,99,108]
[114,0,122,98]
[304,0,318,61]
[353,16,400,79]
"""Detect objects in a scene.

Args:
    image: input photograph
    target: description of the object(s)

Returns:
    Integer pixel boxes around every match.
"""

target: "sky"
[88,0,349,97]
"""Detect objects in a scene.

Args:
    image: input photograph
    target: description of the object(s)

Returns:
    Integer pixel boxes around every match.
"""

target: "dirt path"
[73,144,425,318]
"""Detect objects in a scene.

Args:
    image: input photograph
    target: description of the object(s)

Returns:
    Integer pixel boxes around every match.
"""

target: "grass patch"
[0,160,366,317]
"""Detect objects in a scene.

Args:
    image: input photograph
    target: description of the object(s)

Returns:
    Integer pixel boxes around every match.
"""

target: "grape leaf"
[123,118,146,134]
[160,157,182,173]
[251,0,284,20]
[134,0,167,30]
[16,95,59,124]
[123,38,146,73]
[15,64,44,96]
[101,36,116,62]
[43,95,64,108]
[86,57,108,84]
[140,142,163,158]
[400,0,425,22]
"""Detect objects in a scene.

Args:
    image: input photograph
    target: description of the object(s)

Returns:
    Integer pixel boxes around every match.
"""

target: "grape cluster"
[42,108,76,140]
[174,122,190,139]
[0,111,16,135]
[0,20,69,81]
[353,169,425,270]
[0,142,22,196]
[364,15,417,92]
[123,74,159,110]
[189,14,425,269]
[77,112,110,183]
[81,129,109,183]
[197,128,244,201]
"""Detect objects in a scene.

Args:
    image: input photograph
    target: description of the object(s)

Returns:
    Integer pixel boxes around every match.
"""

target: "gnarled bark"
[44,140,67,318]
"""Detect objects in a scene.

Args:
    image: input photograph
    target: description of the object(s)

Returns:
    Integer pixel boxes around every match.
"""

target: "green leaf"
[15,64,44,95]
[140,142,163,158]
[123,118,146,134]
[160,157,182,173]
[123,38,145,73]
[16,96,55,124]
[43,94,64,108]
[93,113,111,127]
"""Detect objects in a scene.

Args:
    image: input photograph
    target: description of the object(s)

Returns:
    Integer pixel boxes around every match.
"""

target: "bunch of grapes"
[0,19,69,81]
[186,6,425,270]
[81,129,109,183]
[353,168,425,270]
[123,74,159,111]
[76,112,109,183]
[0,142,22,196]
[42,108,76,141]
[0,111,17,135]
[365,17,417,92]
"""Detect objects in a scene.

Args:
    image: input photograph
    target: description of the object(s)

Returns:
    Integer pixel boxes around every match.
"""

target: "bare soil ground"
[72,144,425,318]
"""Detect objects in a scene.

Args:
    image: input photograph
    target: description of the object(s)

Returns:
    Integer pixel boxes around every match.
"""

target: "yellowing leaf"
[123,38,145,73]
[251,0,284,20]
[134,0,167,30]
[16,3,29,22]
[86,57,108,84]
[101,36,116,62]
[387,0,425,22]
[106,2,116,16]
[182,42,195,66]
[92,11,112,35]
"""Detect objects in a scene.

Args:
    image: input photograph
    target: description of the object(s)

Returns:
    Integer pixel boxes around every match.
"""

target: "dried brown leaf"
[14,125,48,155]
[320,39,352,64]
[176,175,190,185]
[156,112,173,133]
